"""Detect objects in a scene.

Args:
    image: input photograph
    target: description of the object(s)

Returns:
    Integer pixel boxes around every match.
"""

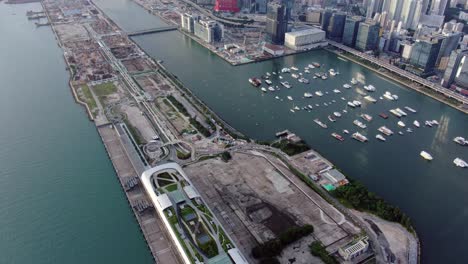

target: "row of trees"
[271,139,310,156]
[252,225,314,259]
[309,241,339,264]
[331,181,413,231]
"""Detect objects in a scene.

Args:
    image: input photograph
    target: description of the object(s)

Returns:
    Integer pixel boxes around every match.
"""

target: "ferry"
[352,100,362,107]
[379,113,389,119]
[304,92,313,98]
[397,121,406,127]
[353,120,367,129]
[291,66,299,71]
[351,78,358,85]
[333,89,341,94]
[347,101,356,108]
[361,114,372,122]
[333,112,342,117]
[378,126,394,136]
[315,91,324,97]
[363,84,376,92]
[454,158,467,168]
[331,133,344,141]
[376,134,386,142]
[383,91,394,100]
[404,106,417,113]
[328,115,336,122]
[314,119,327,128]
[395,108,407,116]
[249,77,262,87]
[389,109,402,117]
[261,87,267,92]
[291,73,299,79]
[287,96,293,101]
[343,84,352,89]
[454,137,467,146]
[413,120,420,128]
[343,129,350,134]
[420,151,433,161]
[265,79,272,85]
[352,132,368,142]
[268,87,275,92]
[280,81,292,88]
[364,96,377,103]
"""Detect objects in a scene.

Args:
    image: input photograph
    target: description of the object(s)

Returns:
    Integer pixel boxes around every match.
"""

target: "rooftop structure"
[285,28,327,50]
[338,236,370,260]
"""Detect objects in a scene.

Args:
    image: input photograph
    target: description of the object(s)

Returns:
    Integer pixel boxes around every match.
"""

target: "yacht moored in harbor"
[352,132,368,142]
[378,126,394,136]
[304,92,313,98]
[314,119,327,128]
[287,96,293,101]
[454,158,467,168]
[420,151,433,161]
[398,121,406,127]
[404,106,417,113]
[249,77,262,87]
[333,112,342,117]
[413,120,420,127]
[364,95,377,103]
[454,137,467,146]
[331,132,344,141]
[328,115,336,122]
[361,114,372,122]
[376,134,386,142]
[353,120,367,129]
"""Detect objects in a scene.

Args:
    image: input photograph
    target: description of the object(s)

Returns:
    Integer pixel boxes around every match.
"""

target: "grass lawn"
[93,82,117,97]
[79,85,97,113]
[165,183,179,192]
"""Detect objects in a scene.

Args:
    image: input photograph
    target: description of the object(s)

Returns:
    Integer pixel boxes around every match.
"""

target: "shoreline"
[327,48,468,115]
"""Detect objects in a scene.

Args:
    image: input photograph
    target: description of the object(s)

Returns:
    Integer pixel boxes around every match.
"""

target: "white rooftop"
[156,193,172,210]
[228,248,248,264]
[183,185,200,199]
[287,28,324,37]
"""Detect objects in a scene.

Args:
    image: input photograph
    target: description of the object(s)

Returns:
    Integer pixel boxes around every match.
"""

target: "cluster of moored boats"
[249,64,467,167]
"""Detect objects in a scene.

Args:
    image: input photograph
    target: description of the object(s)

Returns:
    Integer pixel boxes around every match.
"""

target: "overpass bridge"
[127,26,178,37]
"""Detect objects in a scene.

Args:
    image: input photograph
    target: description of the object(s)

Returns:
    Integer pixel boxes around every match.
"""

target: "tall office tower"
[355,20,381,51]
[327,13,347,41]
[409,38,442,74]
[400,0,418,29]
[342,16,365,47]
[367,0,376,19]
[265,2,288,44]
[282,0,293,21]
[380,11,388,29]
[367,0,384,19]
[409,0,424,30]
[321,10,334,32]
[436,32,463,67]
[429,0,448,15]
[384,0,404,22]
[442,49,468,87]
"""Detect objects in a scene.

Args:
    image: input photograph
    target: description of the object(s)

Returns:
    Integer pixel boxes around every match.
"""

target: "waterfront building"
[194,19,224,43]
[306,9,321,24]
[263,43,285,56]
[442,49,468,88]
[284,28,327,50]
[402,42,413,59]
[266,2,288,44]
[338,237,370,261]
[435,32,462,67]
[342,16,364,48]
[180,13,196,33]
[408,37,442,75]
[355,20,380,51]
[321,10,334,32]
[214,0,240,12]
[327,13,346,42]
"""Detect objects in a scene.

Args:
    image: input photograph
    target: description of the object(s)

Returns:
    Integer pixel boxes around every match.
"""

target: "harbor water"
[0,2,153,263]
[95,0,468,263]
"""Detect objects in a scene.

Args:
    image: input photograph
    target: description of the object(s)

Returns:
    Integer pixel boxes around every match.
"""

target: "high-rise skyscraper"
[327,13,346,41]
[321,10,334,32]
[342,16,365,47]
[435,32,463,67]
[442,49,468,87]
[355,20,381,51]
[408,38,442,74]
[265,2,288,44]
[429,0,448,15]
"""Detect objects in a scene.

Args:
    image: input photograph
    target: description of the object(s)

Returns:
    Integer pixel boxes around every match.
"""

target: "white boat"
[315,91,323,97]
[453,137,467,146]
[294,106,300,111]
[383,91,394,100]
[287,96,293,101]
[432,120,439,126]
[378,126,394,136]
[341,97,346,101]
[390,109,402,117]
[404,106,417,113]
[392,94,399,100]
[304,69,310,73]
[280,81,292,88]
[347,102,356,108]
[420,151,433,161]
[304,92,313,98]
[398,131,404,135]
[291,73,299,79]
[333,112,342,117]
[376,134,386,141]
[290,109,295,113]
[425,121,433,127]
[333,89,341,94]
[299,77,310,83]
[352,100,362,107]
[406,128,413,133]
[343,109,348,113]
[397,121,406,127]
[324,103,328,106]
[328,115,336,122]
[454,158,467,168]
[351,78,358,84]
[361,114,372,122]
[291,66,299,71]
[266,72,271,76]
[363,84,376,92]
[321,75,328,80]
[307,104,313,109]
[329,69,337,76]
[281,68,290,73]
[279,75,283,79]
[364,96,377,103]
[352,132,368,142]
[413,120,420,127]
[395,108,407,116]
[343,129,349,134]
[343,84,352,89]
[265,80,272,85]
[275,96,280,100]
[353,120,367,129]
[261,87,267,92]
[268,86,275,92]
[314,119,327,128]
